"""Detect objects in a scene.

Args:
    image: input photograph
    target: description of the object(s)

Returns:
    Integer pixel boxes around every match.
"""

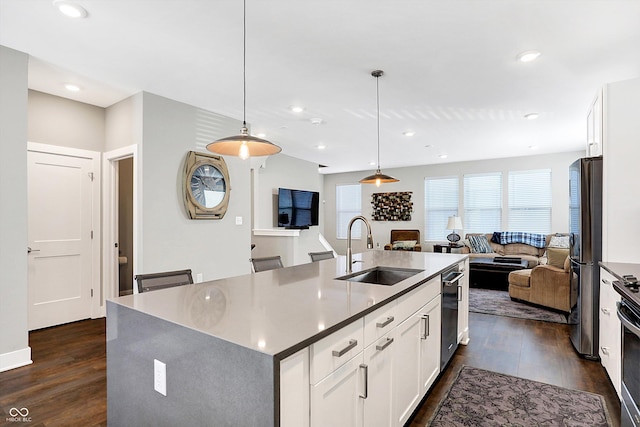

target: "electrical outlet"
[154,359,166,396]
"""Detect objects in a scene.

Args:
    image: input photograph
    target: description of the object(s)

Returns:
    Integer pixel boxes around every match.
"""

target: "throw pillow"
[549,234,571,249]
[468,235,493,254]
[491,231,501,243]
[547,247,569,268]
[392,240,417,250]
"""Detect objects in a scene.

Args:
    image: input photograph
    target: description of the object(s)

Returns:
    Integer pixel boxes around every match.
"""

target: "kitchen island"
[107,250,468,427]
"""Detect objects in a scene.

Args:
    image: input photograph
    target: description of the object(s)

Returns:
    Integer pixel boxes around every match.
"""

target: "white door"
[28,150,95,330]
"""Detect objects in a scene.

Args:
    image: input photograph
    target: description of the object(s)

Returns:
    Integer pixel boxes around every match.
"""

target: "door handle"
[27,247,40,254]
[359,364,368,399]
[421,314,430,340]
[332,339,358,357]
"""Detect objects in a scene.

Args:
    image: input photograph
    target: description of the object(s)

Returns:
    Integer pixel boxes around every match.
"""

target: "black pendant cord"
[376,73,380,171]
[242,0,247,127]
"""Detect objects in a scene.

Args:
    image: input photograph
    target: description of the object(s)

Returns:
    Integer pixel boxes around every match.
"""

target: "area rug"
[429,366,612,426]
[469,287,568,324]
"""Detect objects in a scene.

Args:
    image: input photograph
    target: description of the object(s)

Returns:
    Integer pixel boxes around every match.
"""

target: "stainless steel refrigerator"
[568,156,603,360]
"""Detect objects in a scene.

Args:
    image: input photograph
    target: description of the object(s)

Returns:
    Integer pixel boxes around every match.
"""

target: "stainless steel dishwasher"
[441,265,464,370]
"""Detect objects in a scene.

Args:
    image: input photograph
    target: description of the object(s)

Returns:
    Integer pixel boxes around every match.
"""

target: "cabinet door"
[392,309,423,427]
[362,331,395,427]
[599,268,621,398]
[420,296,441,394]
[311,354,364,427]
[587,88,603,156]
[457,259,470,345]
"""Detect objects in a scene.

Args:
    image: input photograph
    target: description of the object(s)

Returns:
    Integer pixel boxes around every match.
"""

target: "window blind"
[463,172,502,234]
[508,169,552,233]
[336,184,361,239]
[424,176,459,240]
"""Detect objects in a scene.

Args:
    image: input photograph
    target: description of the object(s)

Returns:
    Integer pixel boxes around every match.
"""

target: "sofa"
[461,232,553,268]
[508,248,578,312]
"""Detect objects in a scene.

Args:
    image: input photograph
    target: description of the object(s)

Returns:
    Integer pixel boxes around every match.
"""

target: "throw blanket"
[497,231,546,248]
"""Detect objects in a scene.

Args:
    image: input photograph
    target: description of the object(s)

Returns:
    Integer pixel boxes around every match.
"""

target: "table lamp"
[446,216,463,245]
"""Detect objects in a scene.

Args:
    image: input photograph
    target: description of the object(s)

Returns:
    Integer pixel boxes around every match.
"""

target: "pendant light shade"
[359,70,398,186]
[206,0,281,159]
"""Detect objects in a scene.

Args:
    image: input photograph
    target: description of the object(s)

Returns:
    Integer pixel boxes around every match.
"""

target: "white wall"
[251,153,327,266]
[139,92,253,280]
[323,151,584,255]
[602,77,640,263]
[28,90,105,152]
[0,46,30,371]
[105,94,142,152]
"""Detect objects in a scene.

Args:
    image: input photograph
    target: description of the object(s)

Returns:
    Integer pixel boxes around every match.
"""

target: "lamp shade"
[206,126,281,159]
[446,216,463,230]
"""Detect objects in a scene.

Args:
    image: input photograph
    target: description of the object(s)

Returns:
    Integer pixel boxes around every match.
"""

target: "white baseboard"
[0,347,32,372]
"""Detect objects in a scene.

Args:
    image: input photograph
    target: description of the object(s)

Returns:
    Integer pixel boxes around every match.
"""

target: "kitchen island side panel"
[107,302,275,427]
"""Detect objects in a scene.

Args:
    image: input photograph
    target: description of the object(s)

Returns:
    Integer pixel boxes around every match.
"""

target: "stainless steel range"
[614,275,640,426]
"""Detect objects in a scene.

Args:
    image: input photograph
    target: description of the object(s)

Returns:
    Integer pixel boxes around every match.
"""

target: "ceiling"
[1,1,639,174]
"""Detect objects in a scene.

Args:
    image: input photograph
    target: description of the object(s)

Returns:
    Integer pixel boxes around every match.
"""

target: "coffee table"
[469,257,529,291]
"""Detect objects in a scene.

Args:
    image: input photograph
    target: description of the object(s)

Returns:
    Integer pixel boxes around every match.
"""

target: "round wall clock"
[183,151,231,219]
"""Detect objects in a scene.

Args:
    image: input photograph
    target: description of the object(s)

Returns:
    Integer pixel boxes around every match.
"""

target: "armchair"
[383,229,422,252]
[508,256,577,312]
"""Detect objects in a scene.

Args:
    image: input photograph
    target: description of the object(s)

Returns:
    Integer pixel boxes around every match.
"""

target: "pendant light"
[359,70,399,186]
[206,0,281,159]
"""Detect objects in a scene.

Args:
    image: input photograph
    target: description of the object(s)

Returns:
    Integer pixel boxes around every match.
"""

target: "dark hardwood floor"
[0,313,620,426]
[0,319,106,427]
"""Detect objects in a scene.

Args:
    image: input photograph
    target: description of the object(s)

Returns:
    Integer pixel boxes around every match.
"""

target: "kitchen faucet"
[346,215,373,273]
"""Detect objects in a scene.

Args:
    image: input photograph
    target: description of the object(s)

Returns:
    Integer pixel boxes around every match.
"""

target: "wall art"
[371,191,412,221]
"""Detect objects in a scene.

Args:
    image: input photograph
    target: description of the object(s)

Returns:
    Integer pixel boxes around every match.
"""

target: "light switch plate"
[235,216,243,225]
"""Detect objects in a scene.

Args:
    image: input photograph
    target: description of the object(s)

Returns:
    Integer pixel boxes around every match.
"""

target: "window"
[508,169,552,233]
[463,172,502,234]
[424,177,459,240]
[336,184,361,239]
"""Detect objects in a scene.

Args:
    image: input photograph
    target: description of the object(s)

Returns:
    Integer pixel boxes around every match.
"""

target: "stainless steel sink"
[336,267,423,286]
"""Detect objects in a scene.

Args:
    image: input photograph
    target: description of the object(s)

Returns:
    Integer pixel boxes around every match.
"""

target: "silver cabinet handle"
[421,314,430,340]
[457,285,463,302]
[332,339,358,357]
[375,337,394,352]
[359,364,368,399]
[376,316,394,328]
[27,247,40,254]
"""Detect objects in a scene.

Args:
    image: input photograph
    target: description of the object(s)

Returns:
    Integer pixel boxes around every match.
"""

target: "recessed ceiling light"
[310,117,323,125]
[290,105,304,113]
[53,1,88,18]
[403,131,415,137]
[439,154,448,159]
[64,83,81,92]
[517,50,541,63]
[317,144,326,150]
[369,161,376,166]
[524,113,539,120]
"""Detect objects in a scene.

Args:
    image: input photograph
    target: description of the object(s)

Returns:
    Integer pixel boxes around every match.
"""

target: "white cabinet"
[362,330,396,427]
[586,88,604,156]
[392,293,441,427]
[599,268,621,398]
[458,259,470,345]
[310,353,364,427]
[280,348,310,427]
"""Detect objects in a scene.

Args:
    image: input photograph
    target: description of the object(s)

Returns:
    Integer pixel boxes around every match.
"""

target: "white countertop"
[109,250,467,359]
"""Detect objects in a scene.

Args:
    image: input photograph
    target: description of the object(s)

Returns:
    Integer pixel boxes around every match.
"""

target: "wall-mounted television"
[277,188,319,229]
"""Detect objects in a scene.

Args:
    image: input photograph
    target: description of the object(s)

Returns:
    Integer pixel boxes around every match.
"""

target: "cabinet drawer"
[310,318,364,384]
[396,277,440,324]
[364,300,397,347]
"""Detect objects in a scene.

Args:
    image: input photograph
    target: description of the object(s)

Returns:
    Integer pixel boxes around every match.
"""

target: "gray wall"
[105,94,142,151]
[0,46,30,370]
[139,92,253,280]
[28,90,105,151]
[323,151,584,255]
[251,153,327,266]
